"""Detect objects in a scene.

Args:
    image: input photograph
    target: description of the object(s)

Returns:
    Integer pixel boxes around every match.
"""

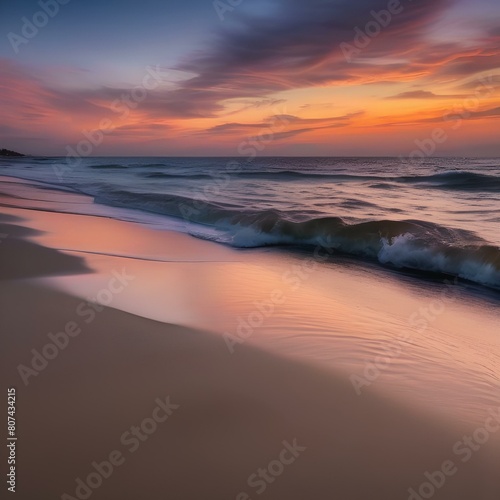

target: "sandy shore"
[1,178,499,499]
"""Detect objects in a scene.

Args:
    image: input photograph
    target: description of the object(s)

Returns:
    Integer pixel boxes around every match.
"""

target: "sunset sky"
[0,0,499,156]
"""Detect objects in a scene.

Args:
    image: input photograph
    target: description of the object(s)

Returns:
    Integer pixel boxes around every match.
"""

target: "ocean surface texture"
[1,156,499,289]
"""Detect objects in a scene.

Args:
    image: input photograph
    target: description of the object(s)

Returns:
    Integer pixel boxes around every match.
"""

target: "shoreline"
[0,171,499,293]
[1,176,499,424]
[0,206,500,500]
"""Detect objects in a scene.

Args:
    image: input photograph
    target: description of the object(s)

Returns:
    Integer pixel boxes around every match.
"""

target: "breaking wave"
[93,188,500,289]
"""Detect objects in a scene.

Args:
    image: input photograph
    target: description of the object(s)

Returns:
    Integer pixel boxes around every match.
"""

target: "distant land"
[0,148,24,157]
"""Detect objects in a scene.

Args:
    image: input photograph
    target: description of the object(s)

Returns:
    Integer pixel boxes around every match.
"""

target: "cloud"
[264,122,351,140]
[300,103,334,109]
[228,98,287,109]
[462,106,500,119]
[202,122,265,134]
[457,74,500,92]
[378,105,500,128]
[164,0,456,117]
[201,112,363,139]
[386,90,468,99]
[411,106,500,126]
[1,0,499,155]
[4,0,498,124]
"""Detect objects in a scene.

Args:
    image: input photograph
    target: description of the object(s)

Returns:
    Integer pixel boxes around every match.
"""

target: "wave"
[89,164,128,170]
[130,163,170,168]
[221,218,500,289]
[233,170,377,181]
[93,188,500,289]
[401,171,500,192]
[136,170,382,182]
[130,169,500,191]
[139,172,213,180]
[94,189,243,222]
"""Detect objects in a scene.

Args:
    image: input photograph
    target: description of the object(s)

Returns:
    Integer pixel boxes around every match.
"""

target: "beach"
[1,175,499,499]
[2,0,499,495]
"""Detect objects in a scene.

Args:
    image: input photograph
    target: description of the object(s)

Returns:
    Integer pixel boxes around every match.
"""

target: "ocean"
[1,156,499,290]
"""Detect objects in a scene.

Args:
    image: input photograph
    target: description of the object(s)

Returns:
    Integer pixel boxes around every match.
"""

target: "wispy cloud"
[201,112,364,139]
[386,90,468,99]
